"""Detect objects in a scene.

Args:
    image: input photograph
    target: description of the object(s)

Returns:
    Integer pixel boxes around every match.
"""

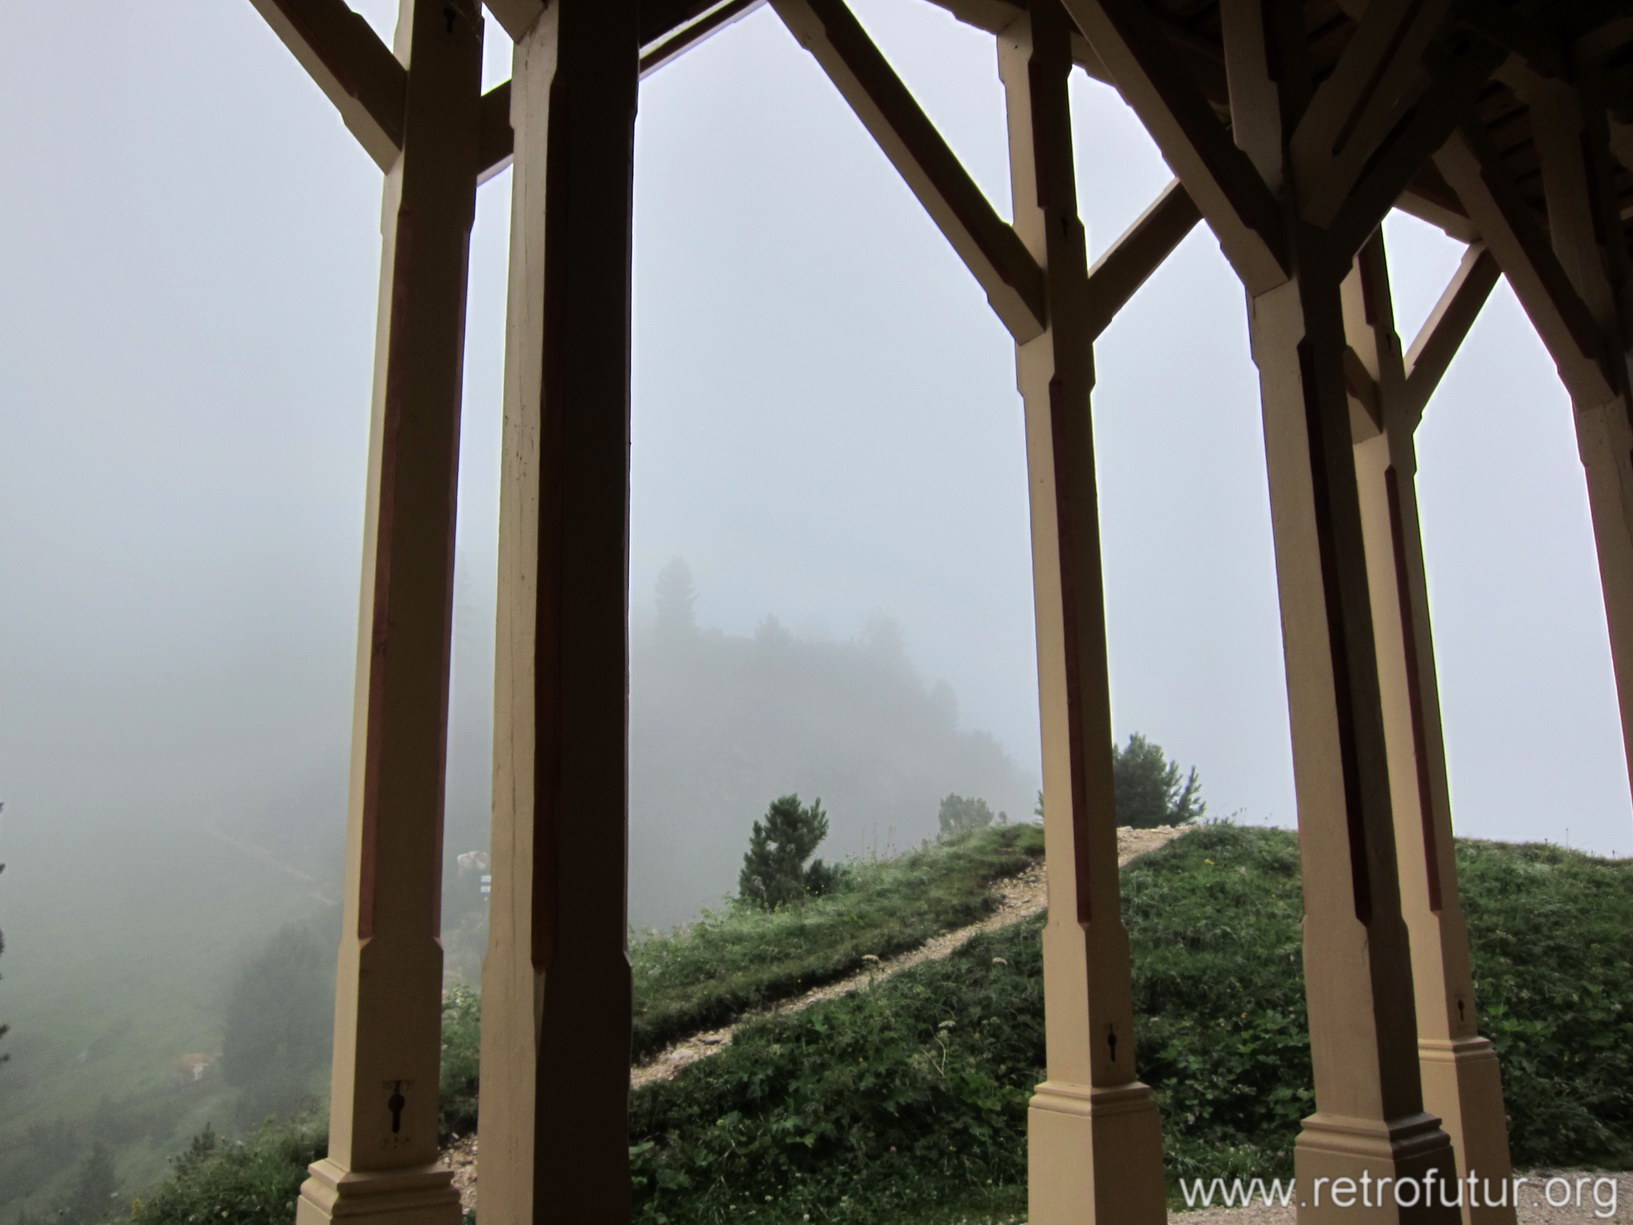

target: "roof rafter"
[1436,120,1616,405]
[1325,34,1505,256]
[1059,0,1289,294]
[1292,0,1455,212]
[772,0,1046,341]
[247,0,406,169]
[641,0,765,73]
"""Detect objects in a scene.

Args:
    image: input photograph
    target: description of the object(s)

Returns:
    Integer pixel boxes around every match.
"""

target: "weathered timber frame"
[238,0,1633,1222]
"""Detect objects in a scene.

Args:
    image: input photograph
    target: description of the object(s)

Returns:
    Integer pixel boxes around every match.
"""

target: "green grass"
[431,824,1045,1139]
[96,823,1633,1225]
[125,1116,327,1225]
[626,823,1042,1063]
[626,824,1633,1224]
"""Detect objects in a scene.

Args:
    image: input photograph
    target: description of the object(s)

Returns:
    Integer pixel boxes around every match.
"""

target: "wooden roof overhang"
[640,0,1633,249]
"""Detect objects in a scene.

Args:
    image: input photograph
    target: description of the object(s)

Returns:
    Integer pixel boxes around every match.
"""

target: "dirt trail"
[628,823,1185,1090]
[443,825,1188,1210]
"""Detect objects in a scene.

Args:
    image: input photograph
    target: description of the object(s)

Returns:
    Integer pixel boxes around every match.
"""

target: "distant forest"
[621,561,1035,927]
[243,560,1033,933]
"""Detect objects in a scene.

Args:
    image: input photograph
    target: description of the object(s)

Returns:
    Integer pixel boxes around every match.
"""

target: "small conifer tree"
[738,794,836,909]
[937,793,996,837]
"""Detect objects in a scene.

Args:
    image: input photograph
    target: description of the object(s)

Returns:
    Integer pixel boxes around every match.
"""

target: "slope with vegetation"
[60,820,1633,1225]
[626,825,1633,1224]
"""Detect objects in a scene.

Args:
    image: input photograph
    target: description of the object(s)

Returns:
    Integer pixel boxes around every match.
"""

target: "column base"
[1420,1037,1516,1225]
[295,1158,462,1225]
[1028,1079,1166,1225]
[1295,1110,1461,1224]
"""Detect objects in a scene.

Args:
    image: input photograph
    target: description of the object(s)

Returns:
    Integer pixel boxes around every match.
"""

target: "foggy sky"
[3,0,1630,913]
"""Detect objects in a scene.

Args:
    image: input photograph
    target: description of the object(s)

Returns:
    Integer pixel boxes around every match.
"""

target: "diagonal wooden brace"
[772,0,1046,342]
[247,0,407,169]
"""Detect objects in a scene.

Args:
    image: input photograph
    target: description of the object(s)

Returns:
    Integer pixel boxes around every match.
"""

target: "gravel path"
[445,826,1188,1211]
[628,824,1184,1090]
[445,828,1633,1223]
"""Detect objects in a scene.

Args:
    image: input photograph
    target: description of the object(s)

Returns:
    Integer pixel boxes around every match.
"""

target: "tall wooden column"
[1343,236,1515,1225]
[1061,1,1508,1214]
[296,2,483,1223]
[1247,235,1458,1224]
[476,3,640,1222]
[1001,5,1167,1222]
[1531,80,1633,808]
[1437,86,1633,806]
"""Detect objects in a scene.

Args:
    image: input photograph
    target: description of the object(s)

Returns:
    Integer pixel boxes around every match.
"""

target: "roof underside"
[641,0,1633,246]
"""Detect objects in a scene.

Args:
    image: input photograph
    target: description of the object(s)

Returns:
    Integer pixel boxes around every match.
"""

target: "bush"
[130,1115,326,1225]
[738,795,837,910]
[1112,733,1204,828]
[440,984,482,1140]
[937,794,999,837]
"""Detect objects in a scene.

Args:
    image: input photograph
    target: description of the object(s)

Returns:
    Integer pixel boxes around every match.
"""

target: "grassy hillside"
[96,823,1633,1225]
[627,825,1633,1224]
[629,823,1044,1059]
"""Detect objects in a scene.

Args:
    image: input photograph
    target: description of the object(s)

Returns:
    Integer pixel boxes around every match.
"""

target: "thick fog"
[2,0,1632,1214]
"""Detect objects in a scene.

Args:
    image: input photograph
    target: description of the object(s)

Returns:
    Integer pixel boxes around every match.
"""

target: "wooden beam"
[1324,35,1504,258]
[1059,0,1288,295]
[1524,75,1633,815]
[1292,0,1455,213]
[1401,243,1499,423]
[1342,232,1521,1219]
[294,2,482,1220]
[1083,178,1201,338]
[1530,79,1632,352]
[902,0,1480,242]
[247,0,406,169]
[772,0,1045,341]
[1219,0,1310,187]
[641,0,764,76]
[476,4,640,1221]
[1002,4,1167,1221]
[477,80,513,184]
[1435,121,1615,405]
[1344,342,1384,434]
[484,0,546,42]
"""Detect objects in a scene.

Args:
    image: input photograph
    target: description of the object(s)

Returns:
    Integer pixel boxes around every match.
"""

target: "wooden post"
[296,2,483,1223]
[1056,4,1504,1215]
[1529,79,1633,806]
[1344,235,1515,1225]
[1437,92,1633,805]
[1247,235,1459,1223]
[476,3,640,1222]
[1000,5,1167,1222]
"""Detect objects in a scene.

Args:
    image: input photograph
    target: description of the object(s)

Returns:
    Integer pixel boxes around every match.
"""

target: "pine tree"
[654,557,697,641]
[1032,735,1205,829]
[738,794,836,909]
[1111,733,1205,828]
[937,793,997,837]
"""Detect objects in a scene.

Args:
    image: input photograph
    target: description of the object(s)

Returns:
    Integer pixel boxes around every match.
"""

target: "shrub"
[130,1115,326,1225]
[937,794,998,837]
[1112,733,1204,828]
[738,795,837,910]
